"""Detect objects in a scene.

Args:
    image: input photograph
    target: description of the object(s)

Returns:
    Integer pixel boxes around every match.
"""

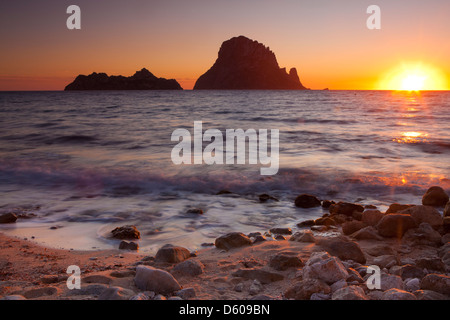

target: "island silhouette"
[65,36,309,91]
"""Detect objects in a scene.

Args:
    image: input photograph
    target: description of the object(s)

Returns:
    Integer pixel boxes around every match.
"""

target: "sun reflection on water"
[393,131,429,144]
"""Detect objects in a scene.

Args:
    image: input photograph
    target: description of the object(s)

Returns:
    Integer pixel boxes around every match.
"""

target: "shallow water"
[0,90,449,252]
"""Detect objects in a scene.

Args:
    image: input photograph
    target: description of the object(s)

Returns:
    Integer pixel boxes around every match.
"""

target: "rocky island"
[194,36,308,90]
[64,68,183,91]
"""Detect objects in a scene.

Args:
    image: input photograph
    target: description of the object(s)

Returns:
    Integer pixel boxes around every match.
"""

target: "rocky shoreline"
[0,186,449,300]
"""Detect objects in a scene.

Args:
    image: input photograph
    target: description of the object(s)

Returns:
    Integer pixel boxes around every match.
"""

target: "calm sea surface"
[0,90,449,252]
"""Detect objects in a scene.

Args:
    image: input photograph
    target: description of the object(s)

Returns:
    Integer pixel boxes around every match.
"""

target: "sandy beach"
[1,188,449,301]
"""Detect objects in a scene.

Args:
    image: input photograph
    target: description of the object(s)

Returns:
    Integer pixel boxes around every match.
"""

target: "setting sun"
[378,62,448,91]
[401,75,426,91]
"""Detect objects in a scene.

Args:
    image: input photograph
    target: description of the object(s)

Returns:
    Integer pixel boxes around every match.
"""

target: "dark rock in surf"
[111,225,141,240]
[321,200,336,209]
[0,213,17,224]
[329,202,364,216]
[119,241,139,251]
[270,227,292,235]
[259,194,279,203]
[295,194,321,208]
[186,208,203,215]
[422,186,449,207]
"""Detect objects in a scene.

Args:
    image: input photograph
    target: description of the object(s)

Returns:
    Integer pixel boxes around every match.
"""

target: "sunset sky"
[1,0,450,90]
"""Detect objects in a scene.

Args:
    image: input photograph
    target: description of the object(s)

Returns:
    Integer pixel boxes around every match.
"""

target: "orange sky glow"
[1,0,449,91]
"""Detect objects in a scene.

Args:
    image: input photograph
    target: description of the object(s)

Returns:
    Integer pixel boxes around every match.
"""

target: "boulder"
[134,265,181,294]
[380,273,404,291]
[248,280,263,296]
[316,236,366,263]
[252,235,267,244]
[329,202,364,216]
[346,268,364,283]
[111,225,140,240]
[119,241,139,251]
[321,200,336,209]
[269,252,304,271]
[364,244,396,257]
[284,278,331,300]
[372,255,399,269]
[23,287,58,299]
[84,275,113,285]
[296,219,315,227]
[397,265,425,280]
[416,258,445,272]
[420,273,450,295]
[155,244,191,263]
[444,201,450,217]
[231,268,284,284]
[351,226,383,240]
[376,214,416,238]
[294,194,321,208]
[310,293,331,300]
[130,293,151,300]
[332,286,368,300]
[314,217,337,227]
[302,252,349,284]
[176,288,196,300]
[342,221,366,235]
[289,230,315,243]
[402,222,442,247]
[194,36,308,90]
[422,186,449,207]
[361,209,384,226]
[444,217,450,233]
[311,225,328,232]
[215,232,252,250]
[405,278,420,292]
[67,284,108,296]
[98,286,135,300]
[172,259,204,277]
[382,288,416,300]
[269,227,292,235]
[386,203,414,214]
[259,194,279,203]
[330,279,348,293]
[0,213,17,224]
[413,290,450,300]
[399,205,442,229]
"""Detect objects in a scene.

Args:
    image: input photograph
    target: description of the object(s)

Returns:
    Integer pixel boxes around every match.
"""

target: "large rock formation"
[194,36,308,90]
[65,68,182,90]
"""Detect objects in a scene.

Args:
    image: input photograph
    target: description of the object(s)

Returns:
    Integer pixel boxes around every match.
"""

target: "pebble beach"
[1,186,449,301]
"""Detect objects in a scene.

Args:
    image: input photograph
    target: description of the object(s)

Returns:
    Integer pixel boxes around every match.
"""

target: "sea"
[0,90,449,253]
